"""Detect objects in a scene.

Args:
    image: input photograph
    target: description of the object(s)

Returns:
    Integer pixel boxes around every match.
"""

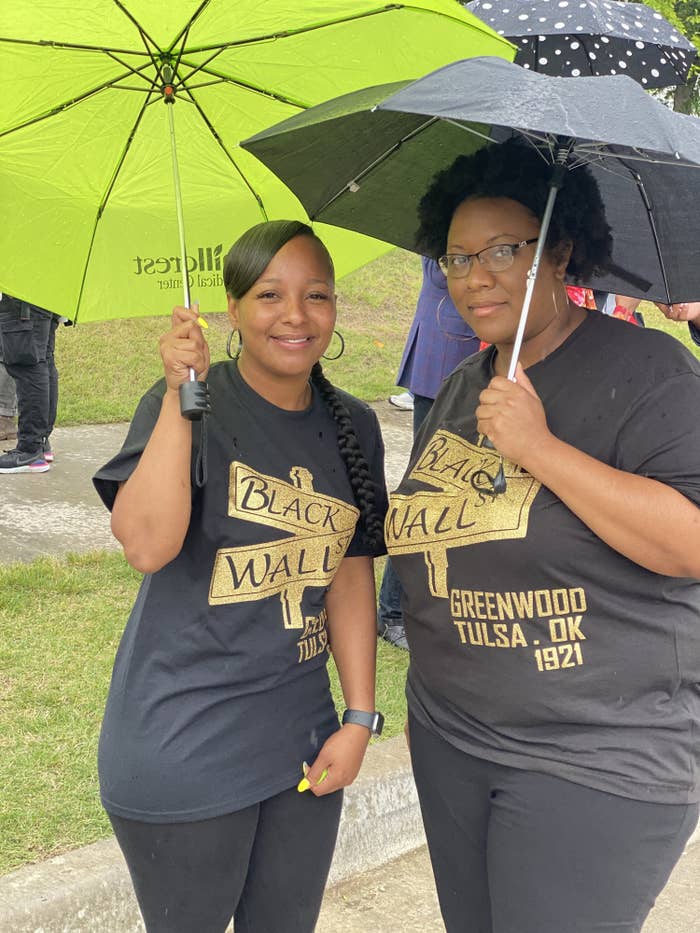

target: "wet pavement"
[0,400,414,565]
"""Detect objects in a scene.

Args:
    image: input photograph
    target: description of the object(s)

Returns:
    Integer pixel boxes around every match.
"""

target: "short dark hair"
[223,220,334,298]
[415,139,612,282]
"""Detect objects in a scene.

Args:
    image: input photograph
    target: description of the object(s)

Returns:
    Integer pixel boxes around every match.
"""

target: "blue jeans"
[378,393,433,630]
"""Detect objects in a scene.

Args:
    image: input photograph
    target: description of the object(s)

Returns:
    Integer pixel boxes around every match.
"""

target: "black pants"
[109,784,343,933]
[0,303,58,453]
[409,713,698,933]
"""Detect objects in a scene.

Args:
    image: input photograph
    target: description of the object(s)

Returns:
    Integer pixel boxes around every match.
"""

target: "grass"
[5,248,699,876]
[0,551,408,876]
[54,249,421,425]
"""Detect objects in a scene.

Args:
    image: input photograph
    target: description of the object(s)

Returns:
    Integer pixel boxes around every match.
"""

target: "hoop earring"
[226,329,242,360]
[322,330,345,361]
[551,289,560,317]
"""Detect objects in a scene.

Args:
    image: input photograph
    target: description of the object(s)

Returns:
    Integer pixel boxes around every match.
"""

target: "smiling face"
[446,196,575,366]
[227,234,336,404]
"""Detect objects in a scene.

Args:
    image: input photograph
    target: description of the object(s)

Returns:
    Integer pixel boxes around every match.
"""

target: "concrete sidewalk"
[319,842,700,933]
[1,402,699,931]
[0,401,414,564]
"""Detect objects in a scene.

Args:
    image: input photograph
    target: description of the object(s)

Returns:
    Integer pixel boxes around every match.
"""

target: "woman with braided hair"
[93,220,387,933]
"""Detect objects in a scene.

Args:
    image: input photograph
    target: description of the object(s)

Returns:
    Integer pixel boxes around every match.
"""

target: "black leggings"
[409,713,698,933]
[109,784,343,933]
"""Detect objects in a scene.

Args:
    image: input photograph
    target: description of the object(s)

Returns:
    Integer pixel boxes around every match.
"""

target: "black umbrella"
[465,0,697,87]
[242,55,700,383]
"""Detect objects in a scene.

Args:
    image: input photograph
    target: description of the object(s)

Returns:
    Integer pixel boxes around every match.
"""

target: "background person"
[378,256,482,649]
[388,139,700,933]
[616,294,700,344]
[93,220,388,933]
[0,294,59,473]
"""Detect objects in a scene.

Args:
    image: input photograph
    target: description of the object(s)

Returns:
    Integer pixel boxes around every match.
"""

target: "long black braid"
[224,220,385,552]
[310,361,385,552]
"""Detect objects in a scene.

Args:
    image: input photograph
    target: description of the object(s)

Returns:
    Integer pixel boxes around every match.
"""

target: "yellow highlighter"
[196,316,208,329]
[297,761,328,793]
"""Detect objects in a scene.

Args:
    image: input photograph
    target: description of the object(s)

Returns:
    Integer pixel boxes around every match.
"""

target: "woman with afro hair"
[387,139,700,933]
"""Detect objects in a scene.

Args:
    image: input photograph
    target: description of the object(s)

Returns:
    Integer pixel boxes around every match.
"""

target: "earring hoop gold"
[226,329,242,360]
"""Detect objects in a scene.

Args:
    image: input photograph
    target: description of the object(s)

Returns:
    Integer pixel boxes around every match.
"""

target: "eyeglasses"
[438,238,538,279]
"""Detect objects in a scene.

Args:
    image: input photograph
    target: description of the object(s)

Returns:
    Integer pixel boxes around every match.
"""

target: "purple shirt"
[397,257,481,400]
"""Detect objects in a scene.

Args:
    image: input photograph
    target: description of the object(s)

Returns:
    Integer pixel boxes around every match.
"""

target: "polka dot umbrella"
[465,0,697,88]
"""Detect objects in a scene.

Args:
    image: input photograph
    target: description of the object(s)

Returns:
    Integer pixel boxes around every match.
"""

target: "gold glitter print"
[209,463,359,626]
[386,430,540,598]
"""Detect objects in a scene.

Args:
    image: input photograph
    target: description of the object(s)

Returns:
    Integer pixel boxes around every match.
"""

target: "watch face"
[373,712,385,736]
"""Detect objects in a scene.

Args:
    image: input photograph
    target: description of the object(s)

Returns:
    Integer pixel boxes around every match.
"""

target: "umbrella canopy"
[0,1,512,322]
[242,56,700,305]
[465,0,697,87]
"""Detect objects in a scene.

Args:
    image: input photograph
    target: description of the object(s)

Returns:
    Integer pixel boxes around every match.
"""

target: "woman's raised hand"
[476,363,549,467]
[159,303,210,392]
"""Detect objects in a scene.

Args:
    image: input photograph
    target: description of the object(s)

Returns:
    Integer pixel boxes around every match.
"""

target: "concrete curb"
[1,734,698,932]
[0,735,425,933]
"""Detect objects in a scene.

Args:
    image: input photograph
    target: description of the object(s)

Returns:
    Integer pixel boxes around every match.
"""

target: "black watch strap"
[342,708,384,736]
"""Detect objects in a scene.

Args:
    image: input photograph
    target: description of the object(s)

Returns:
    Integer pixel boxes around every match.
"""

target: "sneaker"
[388,392,414,411]
[0,415,17,441]
[379,624,409,651]
[0,448,50,473]
[43,442,54,463]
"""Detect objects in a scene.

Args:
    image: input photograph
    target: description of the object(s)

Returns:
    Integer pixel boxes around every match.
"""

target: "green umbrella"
[0,1,513,324]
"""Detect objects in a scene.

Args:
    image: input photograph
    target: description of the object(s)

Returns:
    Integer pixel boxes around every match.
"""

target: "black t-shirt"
[93,361,387,822]
[389,312,700,804]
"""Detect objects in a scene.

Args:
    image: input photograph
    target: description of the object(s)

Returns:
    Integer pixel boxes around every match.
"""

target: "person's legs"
[43,315,59,460]
[488,769,698,933]
[377,558,408,649]
[0,362,17,417]
[408,713,494,932]
[46,314,59,439]
[411,393,433,436]
[234,784,343,933]
[109,807,259,933]
[409,711,698,933]
[377,394,433,650]
[0,362,18,441]
[0,307,52,454]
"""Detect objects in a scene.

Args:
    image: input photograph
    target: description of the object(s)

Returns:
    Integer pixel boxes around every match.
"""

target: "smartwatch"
[342,708,384,736]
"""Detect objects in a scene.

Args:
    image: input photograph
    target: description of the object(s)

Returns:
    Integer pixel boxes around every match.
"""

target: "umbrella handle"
[478,434,507,496]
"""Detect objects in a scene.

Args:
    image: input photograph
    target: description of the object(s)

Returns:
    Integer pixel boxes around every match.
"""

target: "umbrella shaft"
[167,104,191,311]
[507,175,561,381]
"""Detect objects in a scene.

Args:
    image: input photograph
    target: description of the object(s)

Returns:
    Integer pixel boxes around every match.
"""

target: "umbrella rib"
[308,115,443,217]
[575,145,700,169]
[309,116,569,218]
[178,85,269,221]
[0,36,152,56]
[175,55,313,110]
[626,168,671,303]
[166,0,213,54]
[103,50,160,89]
[0,61,156,139]
[111,0,161,59]
[72,95,156,323]
[175,5,426,54]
